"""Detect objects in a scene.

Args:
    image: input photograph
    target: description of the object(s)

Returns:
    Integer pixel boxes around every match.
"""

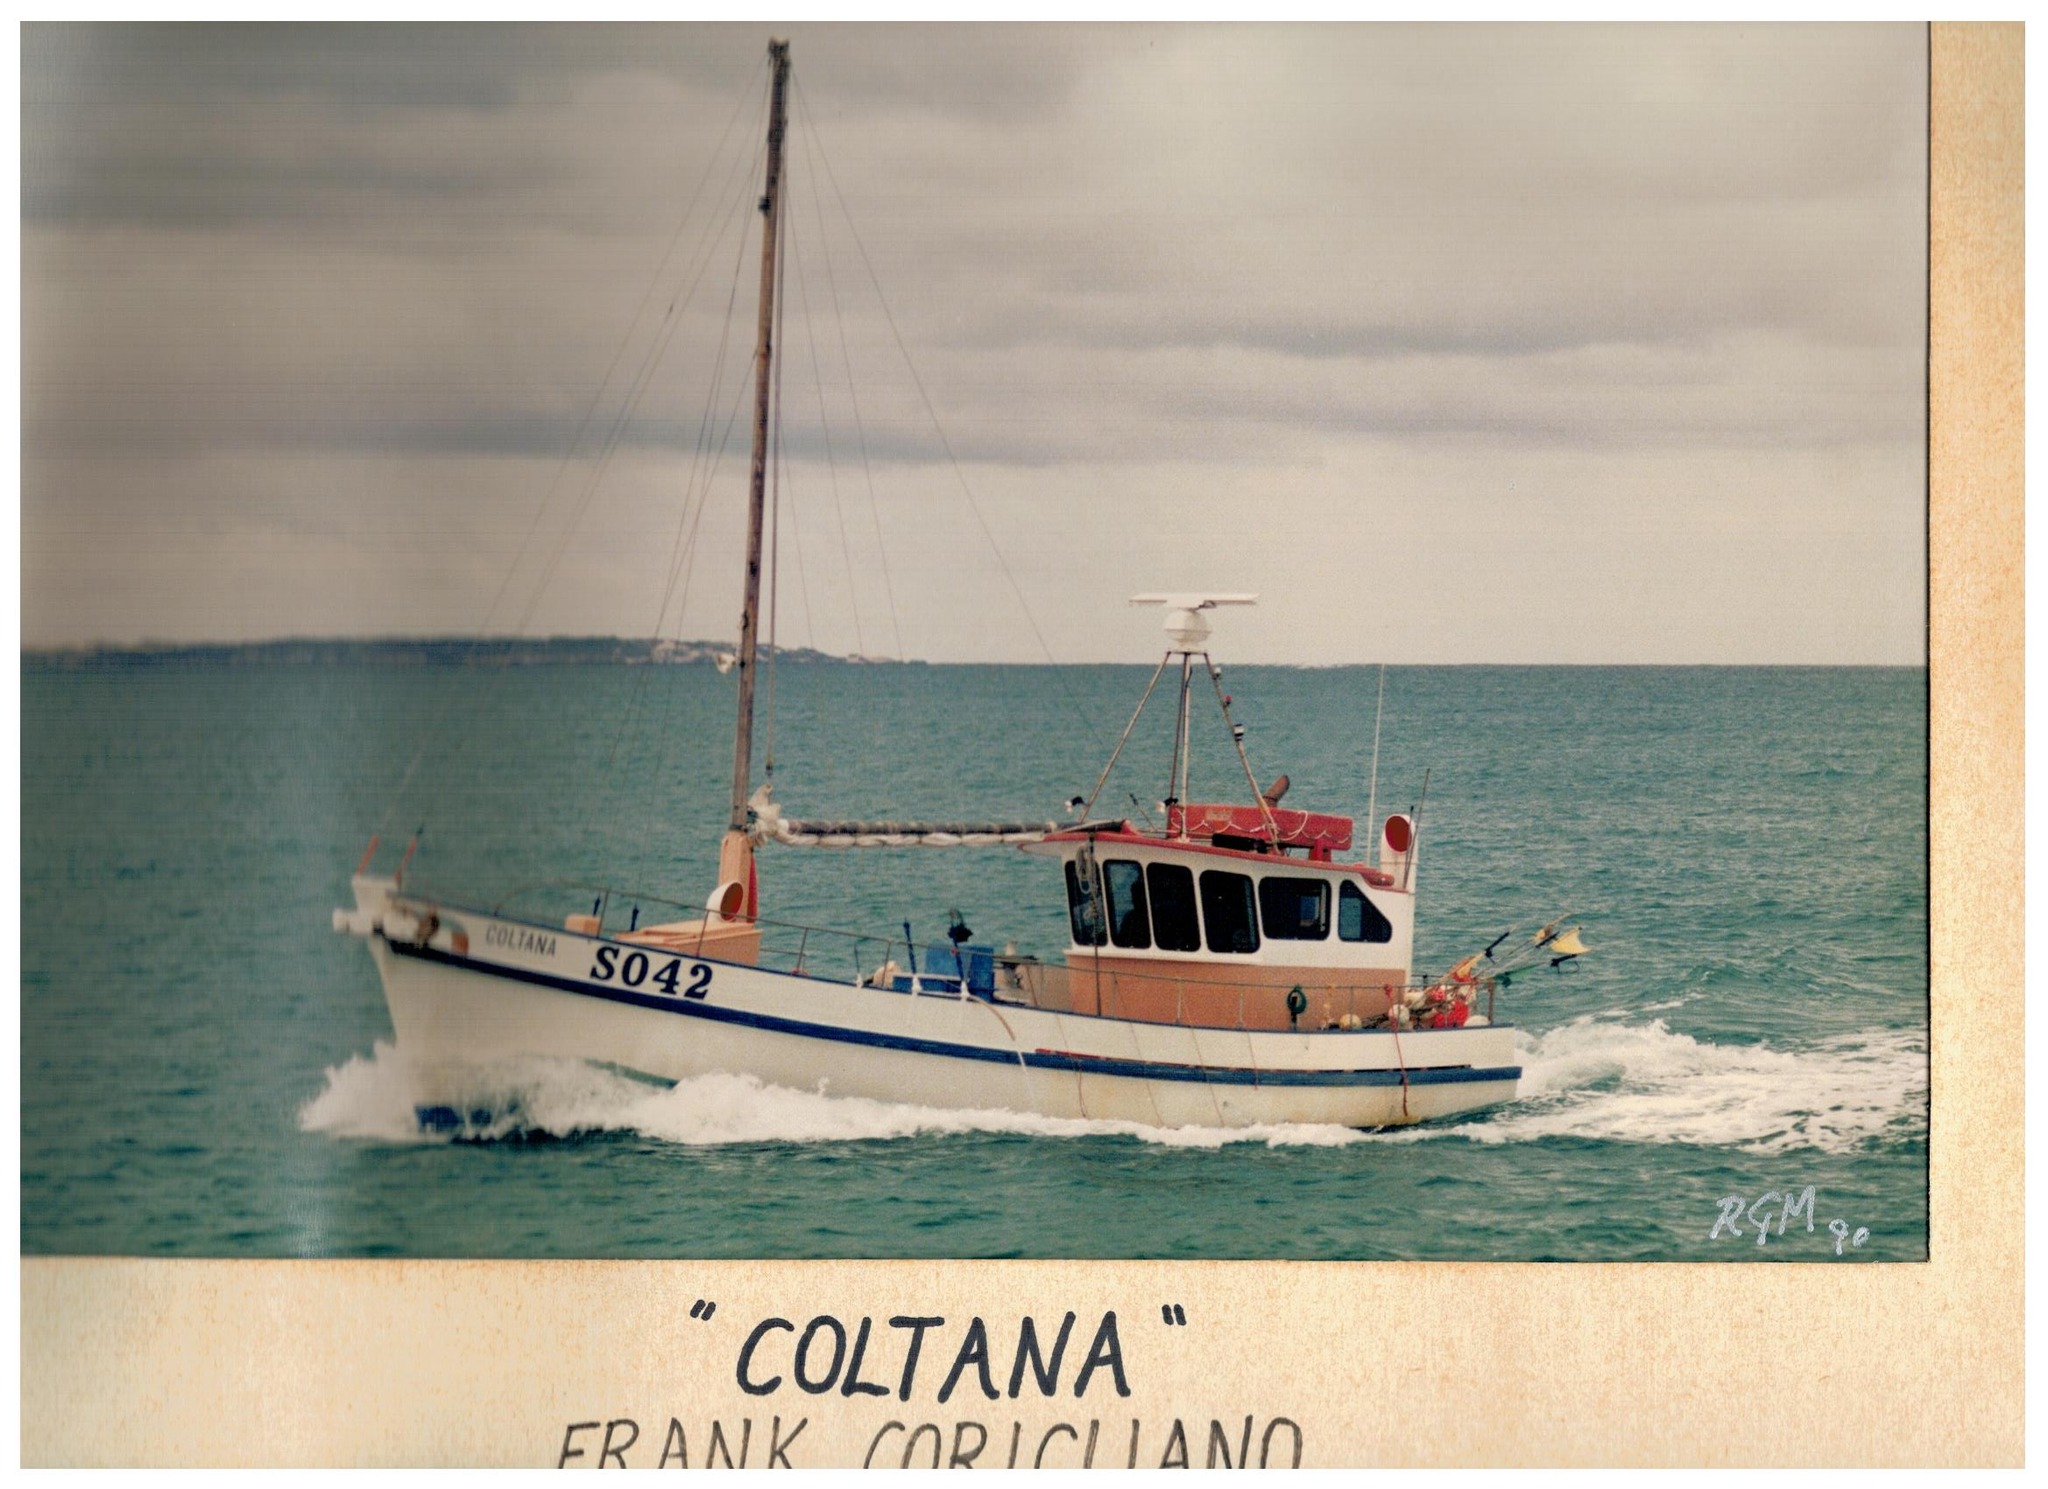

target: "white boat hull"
[342,878,1521,1131]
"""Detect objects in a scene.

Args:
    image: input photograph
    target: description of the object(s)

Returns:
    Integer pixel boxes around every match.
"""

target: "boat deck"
[422,880,1494,1035]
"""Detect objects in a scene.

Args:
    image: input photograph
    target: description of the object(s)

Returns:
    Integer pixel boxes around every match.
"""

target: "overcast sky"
[21,23,1927,664]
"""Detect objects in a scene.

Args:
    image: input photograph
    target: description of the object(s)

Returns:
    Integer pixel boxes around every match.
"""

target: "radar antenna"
[1075,594,1274,842]
[1129,592,1258,649]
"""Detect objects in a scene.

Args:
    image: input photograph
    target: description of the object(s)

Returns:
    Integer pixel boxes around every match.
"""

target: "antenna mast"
[729,39,792,831]
[1128,594,1274,841]
[1366,660,1386,853]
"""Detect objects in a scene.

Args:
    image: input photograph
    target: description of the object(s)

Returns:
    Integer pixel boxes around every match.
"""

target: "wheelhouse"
[1021,803,1420,1032]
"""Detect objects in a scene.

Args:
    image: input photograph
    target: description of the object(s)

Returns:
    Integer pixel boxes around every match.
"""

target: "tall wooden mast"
[729,39,791,834]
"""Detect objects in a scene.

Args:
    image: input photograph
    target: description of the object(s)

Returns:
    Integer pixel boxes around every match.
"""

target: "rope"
[629,319,760,814]
[765,172,790,781]
[370,58,769,844]
[546,113,769,855]
[786,179,865,657]
[514,127,767,643]
[657,178,756,633]
[605,147,758,781]
[621,155,774,866]
[629,132,766,646]
[613,153,764,861]
[1389,1016,1412,1121]
[776,441,817,648]
[1206,656,1282,846]
[794,77,1100,741]
[796,106,904,660]
[1080,653,1170,819]
[658,235,767,649]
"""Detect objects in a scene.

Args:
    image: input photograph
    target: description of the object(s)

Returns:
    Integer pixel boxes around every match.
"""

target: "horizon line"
[19,633,1930,669]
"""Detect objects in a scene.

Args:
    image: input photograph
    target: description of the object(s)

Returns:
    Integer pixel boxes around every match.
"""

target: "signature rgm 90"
[588,946,714,1000]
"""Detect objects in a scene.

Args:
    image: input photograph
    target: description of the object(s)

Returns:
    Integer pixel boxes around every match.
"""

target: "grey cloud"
[19,23,1929,659]
[23,24,577,109]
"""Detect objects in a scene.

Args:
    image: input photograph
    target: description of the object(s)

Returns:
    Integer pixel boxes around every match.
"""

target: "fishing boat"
[332,40,1583,1131]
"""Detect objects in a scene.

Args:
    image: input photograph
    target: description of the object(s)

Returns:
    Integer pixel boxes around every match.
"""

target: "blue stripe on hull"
[385,938,1520,1092]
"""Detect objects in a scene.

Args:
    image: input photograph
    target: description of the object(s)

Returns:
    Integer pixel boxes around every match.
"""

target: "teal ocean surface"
[21,661,1927,1260]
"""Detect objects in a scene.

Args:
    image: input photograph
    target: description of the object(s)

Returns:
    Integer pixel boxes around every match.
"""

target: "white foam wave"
[296,1041,1367,1150]
[1433,1016,1928,1155]
[300,1018,1927,1157]
[298,1041,439,1143]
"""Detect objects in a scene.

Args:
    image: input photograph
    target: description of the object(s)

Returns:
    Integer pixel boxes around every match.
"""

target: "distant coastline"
[18,640,1927,670]
[20,636,908,670]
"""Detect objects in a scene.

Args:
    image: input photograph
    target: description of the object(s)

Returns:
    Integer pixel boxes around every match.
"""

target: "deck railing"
[474,879,1031,997]
[426,878,1497,1033]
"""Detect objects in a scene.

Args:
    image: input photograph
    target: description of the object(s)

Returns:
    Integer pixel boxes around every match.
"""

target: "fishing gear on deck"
[1439,916,1595,987]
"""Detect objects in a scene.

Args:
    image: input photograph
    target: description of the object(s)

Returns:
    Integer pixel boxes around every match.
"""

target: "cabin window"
[1103,859,1151,949]
[1065,859,1106,946]
[1338,880,1394,944]
[1259,877,1330,940]
[1199,870,1261,954]
[1147,863,1201,953]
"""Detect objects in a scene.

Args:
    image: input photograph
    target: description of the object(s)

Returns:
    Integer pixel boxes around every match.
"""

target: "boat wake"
[301,1016,1925,1157]
[1438,1015,1929,1155]
[296,1042,1367,1149]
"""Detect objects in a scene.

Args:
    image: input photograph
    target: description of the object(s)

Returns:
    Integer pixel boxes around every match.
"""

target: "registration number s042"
[588,945,713,999]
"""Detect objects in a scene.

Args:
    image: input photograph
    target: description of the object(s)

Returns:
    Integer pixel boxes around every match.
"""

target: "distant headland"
[20,637,911,670]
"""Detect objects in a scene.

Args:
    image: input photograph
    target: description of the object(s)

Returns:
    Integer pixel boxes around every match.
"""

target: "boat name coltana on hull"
[483,923,557,957]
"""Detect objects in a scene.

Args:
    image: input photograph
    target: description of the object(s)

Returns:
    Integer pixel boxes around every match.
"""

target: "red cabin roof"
[1166,802,1354,853]
[1031,818,1395,885]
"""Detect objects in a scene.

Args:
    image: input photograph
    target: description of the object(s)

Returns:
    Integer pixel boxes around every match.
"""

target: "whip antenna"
[1366,661,1386,852]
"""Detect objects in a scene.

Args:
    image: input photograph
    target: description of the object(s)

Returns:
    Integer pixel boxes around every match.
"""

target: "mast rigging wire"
[526,126,768,644]
[494,115,769,861]
[519,65,768,627]
[648,147,765,642]
[787,187,866,659]
[792,78,1096,731]
[610,84,784,855]
[650,136,773,650]
[796,106,904,661]
[623,295,765,790]
[1207,660,1282,846]
[765,165,791,781]
[1079,654,1171,820]
[622,282,766,867]
[372,57,769,841]
[621,72,796,868]
[774,440,817,648]
[601,131,765,797]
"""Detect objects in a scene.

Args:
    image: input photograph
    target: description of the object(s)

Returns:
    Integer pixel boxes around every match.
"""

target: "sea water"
[20,661,1927,1259]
